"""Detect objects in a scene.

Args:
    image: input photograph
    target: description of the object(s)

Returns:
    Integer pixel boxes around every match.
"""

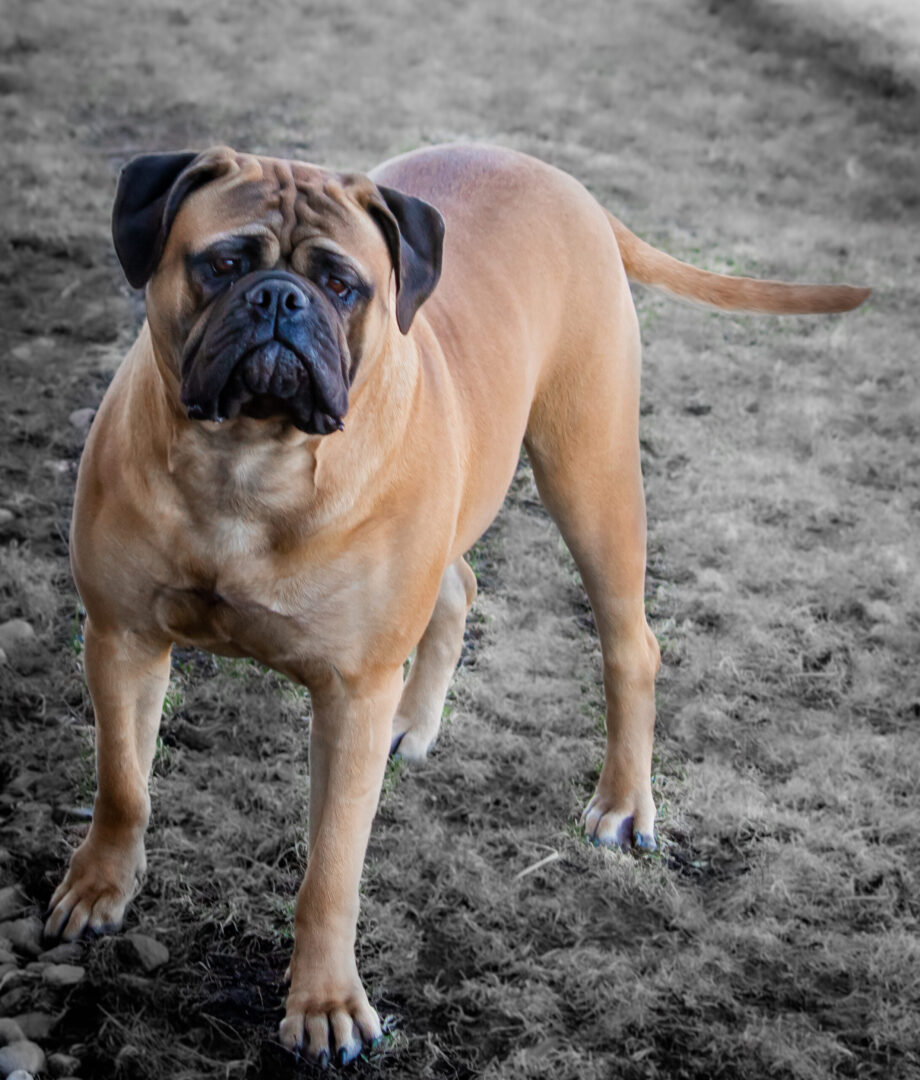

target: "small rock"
[24,962,47,976]
[0,918,43,957]
[47,1052,81,1077]
[0,987,29,1014]
[67,408,96,434]
[6,773,40,796]
[10,1012,57,1040]
[0,621,36,656]
[0,1018,25,1045]
[865,599,896,625]
[868,622,899,646]
[0,886,26,922]
[38,943,82,964]
[0,508,14,526]
[42,963,85,988]
[0,1040,45,1077]
[0,940,17,965]
[0,962,18,981]
[124,932,169,972]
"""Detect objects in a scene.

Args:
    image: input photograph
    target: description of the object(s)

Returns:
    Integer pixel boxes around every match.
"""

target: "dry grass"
[1,0,918,1077]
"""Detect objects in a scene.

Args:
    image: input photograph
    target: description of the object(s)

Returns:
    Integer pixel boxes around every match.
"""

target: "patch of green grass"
[380,755,407,802]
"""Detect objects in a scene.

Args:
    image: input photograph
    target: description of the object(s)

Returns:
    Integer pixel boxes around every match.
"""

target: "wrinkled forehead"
[169,151,386,262]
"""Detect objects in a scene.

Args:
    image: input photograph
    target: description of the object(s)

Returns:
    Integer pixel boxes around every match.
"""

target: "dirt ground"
[1,1,918,1078]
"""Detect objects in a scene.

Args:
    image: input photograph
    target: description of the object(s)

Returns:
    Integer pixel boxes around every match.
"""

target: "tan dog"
[45,144,868,1066]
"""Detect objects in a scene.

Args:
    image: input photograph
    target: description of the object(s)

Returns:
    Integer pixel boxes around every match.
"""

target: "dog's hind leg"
[390,556,477,761]
[524,288,659,850]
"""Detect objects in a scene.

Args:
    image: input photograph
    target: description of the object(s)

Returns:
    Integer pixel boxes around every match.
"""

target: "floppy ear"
[112,151,222,288]
[369,185,445,334]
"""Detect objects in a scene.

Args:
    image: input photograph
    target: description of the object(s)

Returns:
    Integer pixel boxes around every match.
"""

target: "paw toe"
[582,794,656,852]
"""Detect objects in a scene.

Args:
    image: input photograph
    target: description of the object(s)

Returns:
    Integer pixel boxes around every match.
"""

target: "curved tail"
[607,211,870,314]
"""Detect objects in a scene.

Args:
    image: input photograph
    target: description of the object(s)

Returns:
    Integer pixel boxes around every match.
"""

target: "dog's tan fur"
[46,143,868,1063]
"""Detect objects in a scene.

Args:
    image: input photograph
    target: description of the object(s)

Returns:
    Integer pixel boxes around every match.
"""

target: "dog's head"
[112,147,444,434]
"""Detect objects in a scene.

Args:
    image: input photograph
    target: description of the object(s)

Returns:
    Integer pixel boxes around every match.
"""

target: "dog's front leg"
[280,665,402,1067]
[46,619,171,939]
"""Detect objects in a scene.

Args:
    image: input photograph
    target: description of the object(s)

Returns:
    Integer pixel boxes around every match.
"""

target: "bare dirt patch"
[1,1,918,1078]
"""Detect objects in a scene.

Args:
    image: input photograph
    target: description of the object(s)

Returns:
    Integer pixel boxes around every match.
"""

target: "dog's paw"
[389,710,439,762]
[389,725,435,762]
[581,790,657,851]
[45,835,145,940]
[280,984,383,1067]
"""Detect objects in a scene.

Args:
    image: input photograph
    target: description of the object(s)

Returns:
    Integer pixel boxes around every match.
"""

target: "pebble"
[1,963,24,986]
[0,887,26,922]
[38,943,82,964]
[118,973,152,993]
[67,408,96,435]
[0,918,43,957]
[9,1013,56,1041]
[0,941,17,965]
[0,1018,25,1045]
[42,963,85,988]
[865,599,896,624]
[0,508,13,526]
[0,621,36,657]
[0,1041,45,1077]
[47,1052,81,1077]
[124,932,169,972]
[6,773,40,795]
[0,988,29,1014]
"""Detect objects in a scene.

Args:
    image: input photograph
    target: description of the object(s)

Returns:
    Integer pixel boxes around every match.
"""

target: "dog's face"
[112,147,444,434]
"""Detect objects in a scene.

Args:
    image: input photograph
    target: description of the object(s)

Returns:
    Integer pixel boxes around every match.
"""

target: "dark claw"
[317,1049,329,1070]
[389,732,405,757]
[634,832,657,852]
[186,403,206,420]
[336,1042,362,1067]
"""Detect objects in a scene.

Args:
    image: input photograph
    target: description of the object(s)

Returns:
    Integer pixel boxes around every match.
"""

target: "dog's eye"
[326,277,351,298]
[210,256,242,277]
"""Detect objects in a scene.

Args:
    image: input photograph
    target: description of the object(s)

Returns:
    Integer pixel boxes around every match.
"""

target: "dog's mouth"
[179,274,351,436]
[186,340,344,435]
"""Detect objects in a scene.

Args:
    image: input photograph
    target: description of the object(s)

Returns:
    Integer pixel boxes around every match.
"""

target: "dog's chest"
[150,507,384,679]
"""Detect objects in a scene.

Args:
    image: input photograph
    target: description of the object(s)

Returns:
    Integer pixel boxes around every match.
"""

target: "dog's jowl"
[45,144,869,1065]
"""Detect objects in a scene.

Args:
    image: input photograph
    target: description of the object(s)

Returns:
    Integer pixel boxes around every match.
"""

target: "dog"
[44,143,869,1066]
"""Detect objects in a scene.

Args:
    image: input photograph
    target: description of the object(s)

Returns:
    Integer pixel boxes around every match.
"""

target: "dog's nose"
[244,279,308,313]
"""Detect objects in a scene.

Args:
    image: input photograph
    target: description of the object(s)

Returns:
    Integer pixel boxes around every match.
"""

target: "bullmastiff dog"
[45,143,869,1065]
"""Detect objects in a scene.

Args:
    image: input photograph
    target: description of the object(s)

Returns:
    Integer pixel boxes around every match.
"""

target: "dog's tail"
[606,211,870,314]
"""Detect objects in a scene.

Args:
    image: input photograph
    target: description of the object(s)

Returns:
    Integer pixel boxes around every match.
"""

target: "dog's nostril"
[247,287,272,309]
[282,288,307,311]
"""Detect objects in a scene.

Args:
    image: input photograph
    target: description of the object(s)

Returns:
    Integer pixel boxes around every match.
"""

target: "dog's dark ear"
[112,151,222,288]
[369,186,444,334]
